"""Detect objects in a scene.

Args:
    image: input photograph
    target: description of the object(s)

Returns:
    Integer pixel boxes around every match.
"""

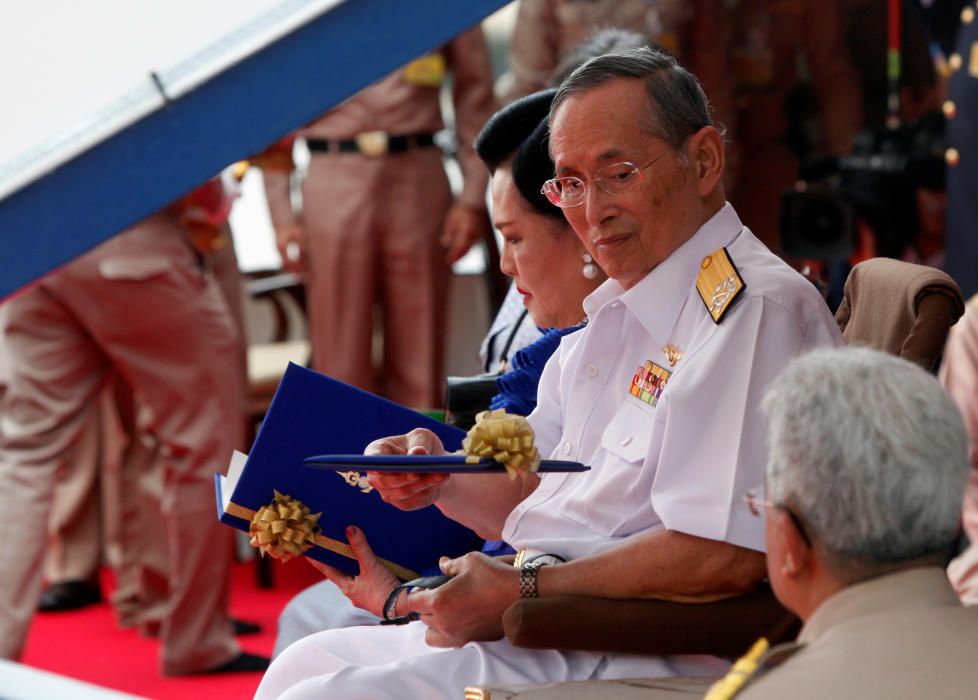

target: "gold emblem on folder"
[337,471,374,494]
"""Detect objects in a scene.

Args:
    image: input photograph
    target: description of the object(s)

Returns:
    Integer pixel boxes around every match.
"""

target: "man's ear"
[777,510,812,579]
[687,126,724,197]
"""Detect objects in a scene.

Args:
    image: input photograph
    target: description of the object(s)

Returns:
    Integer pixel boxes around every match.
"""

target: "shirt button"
[585,364,599,377]
[562,442,572,455]
[619,436,633,447]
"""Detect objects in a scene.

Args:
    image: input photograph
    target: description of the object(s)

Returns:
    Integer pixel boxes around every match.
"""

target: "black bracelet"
[382,583,403,622]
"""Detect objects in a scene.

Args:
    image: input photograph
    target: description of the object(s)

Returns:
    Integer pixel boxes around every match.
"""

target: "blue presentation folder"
[215,362,484,580]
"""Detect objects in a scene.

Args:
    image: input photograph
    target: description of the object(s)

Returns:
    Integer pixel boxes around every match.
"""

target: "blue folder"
[215,363,484,580]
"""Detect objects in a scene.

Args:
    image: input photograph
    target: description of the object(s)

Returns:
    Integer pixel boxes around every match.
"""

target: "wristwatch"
[519,561,546,599]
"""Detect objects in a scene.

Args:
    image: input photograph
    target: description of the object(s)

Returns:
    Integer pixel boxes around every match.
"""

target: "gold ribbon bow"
[248,490,322,562]
[462,409,541,480]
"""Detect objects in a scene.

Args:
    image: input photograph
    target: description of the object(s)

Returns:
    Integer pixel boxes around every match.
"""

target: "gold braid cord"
[462,409,541,480]
[248,490,322,562]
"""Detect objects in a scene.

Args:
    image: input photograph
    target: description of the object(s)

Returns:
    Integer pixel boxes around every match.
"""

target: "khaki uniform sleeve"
[804,0,862,156]
[685,0,739,184]
[254,138,299,229]
[686,0,735,130]
[504,0,560,103]
[445,25,497,210]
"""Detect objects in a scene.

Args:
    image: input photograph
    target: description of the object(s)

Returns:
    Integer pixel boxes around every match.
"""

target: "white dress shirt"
[505,203,842,559]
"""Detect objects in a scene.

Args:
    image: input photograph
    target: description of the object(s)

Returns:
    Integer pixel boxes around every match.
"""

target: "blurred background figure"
[0,181,263,675]
[727,0,862,255]
[940,295,978,605]
[259,25,496,409]
[38,176,251,627]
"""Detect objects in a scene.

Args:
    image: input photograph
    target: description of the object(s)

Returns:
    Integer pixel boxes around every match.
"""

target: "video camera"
[779,112,946,260]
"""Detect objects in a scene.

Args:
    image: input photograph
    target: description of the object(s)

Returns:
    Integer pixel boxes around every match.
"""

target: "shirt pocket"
[560,399,660,537]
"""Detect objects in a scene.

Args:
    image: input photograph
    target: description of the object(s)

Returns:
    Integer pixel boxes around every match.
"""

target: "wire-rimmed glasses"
[743,485,813,546]
[540,153,666,208]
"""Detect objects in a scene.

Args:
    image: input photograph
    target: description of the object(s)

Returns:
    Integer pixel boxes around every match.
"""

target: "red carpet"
[21,560,322,699]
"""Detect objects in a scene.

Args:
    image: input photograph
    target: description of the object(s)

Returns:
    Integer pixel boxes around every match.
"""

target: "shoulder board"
[696,247,746,324]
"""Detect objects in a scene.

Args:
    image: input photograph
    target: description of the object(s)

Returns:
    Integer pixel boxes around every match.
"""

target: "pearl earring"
[582,253,598,280]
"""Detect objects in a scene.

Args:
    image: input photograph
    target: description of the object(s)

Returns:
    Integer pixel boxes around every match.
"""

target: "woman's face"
[492,168,604,329]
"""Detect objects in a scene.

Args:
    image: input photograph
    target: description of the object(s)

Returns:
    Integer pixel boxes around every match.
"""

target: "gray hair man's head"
[550,46,717,157]
[762,347,968,578]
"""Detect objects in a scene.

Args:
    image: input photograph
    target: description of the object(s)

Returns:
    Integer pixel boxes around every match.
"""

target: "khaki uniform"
[264,26,495,408]
[504,0,736,146]
[736,568,978,699]
[940,296,978,604]
[42,189,248,627]
[728,0,862,252]
[0,212,244,675]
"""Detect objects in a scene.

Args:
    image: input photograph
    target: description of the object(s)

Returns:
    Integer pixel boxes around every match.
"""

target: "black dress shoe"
[232,618,262,636]
[204,652,270,674]
[38,580,102,612]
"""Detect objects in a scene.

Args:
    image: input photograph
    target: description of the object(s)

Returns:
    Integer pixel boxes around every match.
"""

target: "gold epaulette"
[696,247,746,324]
[703,637,769,700]
[969,293,978,314]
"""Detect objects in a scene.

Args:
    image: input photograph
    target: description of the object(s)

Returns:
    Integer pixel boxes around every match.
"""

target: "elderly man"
[256,47,840,699]
[726,348,978,699]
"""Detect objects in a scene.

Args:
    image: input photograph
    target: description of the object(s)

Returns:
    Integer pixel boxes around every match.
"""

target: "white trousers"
[256,618,727,700]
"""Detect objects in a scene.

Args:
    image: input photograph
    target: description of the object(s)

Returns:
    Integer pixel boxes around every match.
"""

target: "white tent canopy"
[0,0,509,298]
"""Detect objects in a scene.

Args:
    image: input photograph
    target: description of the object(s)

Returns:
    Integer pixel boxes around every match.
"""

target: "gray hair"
[550,46,716,155]
[762,347,968,573]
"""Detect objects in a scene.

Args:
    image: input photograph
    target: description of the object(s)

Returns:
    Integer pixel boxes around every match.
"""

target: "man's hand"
[275,223,305,274]
[406,552,519,647]
[307,525,399,618]
[440,203,490,265]
[364,429,451,511]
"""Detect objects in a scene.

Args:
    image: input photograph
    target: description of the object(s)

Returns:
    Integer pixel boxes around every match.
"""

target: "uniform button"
[585,364,599,377]
[562,442,572,455]
[619,436,633,447]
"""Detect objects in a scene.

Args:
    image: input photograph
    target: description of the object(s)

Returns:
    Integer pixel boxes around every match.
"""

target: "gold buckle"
[355,130,389,157]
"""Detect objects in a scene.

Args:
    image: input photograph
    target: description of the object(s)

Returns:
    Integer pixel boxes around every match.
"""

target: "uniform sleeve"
[445,25,497,210]
[652,296,839,551]
[254,139,299,229]
[527,344,566,460]
[503,0,560,103]
[804,0,862,156]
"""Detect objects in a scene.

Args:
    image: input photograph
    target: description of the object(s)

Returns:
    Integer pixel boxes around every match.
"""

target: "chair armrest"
[502,584,799,657]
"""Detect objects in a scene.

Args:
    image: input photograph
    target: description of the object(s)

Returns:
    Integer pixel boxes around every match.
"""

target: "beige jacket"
[738,568,978,699]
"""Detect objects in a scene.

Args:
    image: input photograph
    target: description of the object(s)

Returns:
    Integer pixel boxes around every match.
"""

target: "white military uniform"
[255,204,842,700]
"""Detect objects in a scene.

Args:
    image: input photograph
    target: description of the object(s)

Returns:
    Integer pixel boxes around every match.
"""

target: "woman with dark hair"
[270,90,605,656]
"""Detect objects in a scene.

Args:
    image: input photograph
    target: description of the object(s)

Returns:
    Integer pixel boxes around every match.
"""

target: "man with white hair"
[728,347,978,699]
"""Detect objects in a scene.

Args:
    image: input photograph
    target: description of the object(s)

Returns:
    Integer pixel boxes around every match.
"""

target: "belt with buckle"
[306,131,436,157]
